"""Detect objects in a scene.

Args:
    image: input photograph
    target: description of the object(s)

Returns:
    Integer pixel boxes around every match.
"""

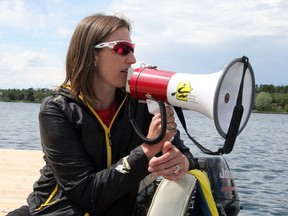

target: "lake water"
[0,101,287,215]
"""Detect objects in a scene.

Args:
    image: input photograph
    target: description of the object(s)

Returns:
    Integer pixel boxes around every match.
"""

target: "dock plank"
[0,149,44,215]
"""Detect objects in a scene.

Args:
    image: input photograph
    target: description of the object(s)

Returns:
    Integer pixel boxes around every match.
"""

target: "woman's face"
[94,27,136,90]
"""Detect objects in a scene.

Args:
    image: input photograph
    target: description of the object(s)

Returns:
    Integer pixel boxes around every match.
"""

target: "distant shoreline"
[1,100,287,115]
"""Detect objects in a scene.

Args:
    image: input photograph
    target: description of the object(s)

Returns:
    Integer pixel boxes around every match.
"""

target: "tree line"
[0,84,288,113]
[0,88,53,103]
[254,84,288,113]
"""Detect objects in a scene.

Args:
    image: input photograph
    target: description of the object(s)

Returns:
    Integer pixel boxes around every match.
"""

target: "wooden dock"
[0,149,44,215]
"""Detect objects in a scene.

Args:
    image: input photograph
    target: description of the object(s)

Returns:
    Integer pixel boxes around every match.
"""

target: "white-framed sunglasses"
[94,40,135,56]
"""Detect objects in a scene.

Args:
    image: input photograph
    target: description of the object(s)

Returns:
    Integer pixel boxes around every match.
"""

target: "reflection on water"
[0,102,287,215]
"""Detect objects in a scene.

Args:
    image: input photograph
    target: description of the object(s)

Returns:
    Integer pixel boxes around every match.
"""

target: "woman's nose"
[126,52,137,64]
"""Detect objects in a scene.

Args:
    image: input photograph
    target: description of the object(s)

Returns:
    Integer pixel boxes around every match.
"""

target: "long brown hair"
[63,13,131,103]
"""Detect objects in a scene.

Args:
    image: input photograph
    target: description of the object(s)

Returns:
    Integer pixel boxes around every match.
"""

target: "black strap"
[175,56,249,155]
[174,106,219,155]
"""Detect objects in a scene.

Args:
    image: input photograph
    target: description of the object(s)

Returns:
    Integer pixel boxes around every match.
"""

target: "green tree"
[255,92,272,111]
[280,94,288,107]
[272,93,282,104]
[26,90,35,102]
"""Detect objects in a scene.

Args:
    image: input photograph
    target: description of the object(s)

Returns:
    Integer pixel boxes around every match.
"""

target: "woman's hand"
[147,141,190,181]
[141,106,177,159]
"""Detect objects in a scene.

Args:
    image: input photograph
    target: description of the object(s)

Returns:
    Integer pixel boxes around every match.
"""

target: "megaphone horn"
[126,56,255,139]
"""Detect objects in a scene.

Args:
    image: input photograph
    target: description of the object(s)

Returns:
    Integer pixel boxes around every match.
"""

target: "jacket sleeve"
[39,96,150,215]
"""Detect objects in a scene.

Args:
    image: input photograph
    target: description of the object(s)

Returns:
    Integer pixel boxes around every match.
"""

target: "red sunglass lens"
[113,42,134,55]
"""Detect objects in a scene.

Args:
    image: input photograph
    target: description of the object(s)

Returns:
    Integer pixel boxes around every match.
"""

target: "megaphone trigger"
[146,99,172,116]
[147,99,161,115]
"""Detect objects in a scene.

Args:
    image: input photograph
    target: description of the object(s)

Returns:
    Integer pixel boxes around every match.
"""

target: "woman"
[9,13,195,216]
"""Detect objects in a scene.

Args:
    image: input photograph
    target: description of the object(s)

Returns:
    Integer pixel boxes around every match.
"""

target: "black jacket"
[27,87,195,216]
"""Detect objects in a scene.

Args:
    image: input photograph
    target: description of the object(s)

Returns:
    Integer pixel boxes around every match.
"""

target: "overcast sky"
[0,0,287,89]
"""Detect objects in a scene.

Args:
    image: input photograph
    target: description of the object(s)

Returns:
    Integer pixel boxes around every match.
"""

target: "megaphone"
[126,56,255,139]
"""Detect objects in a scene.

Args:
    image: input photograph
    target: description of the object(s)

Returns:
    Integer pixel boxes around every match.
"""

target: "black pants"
[6,205,30,216]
